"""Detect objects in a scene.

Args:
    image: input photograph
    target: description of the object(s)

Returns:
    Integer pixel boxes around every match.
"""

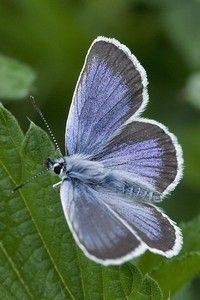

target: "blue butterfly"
[46,37,183,265]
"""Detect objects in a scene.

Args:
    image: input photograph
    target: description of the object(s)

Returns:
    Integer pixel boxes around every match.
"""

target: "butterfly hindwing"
[60,179,146,265]
[60,180,182,264]
[101,193,182,257]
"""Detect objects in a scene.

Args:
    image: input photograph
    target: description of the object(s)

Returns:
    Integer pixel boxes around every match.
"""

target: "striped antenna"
[30,96,62,156]
[12,169,47,193]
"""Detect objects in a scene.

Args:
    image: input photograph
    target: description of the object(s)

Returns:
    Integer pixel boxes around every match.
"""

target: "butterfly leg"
[53,181,62,188]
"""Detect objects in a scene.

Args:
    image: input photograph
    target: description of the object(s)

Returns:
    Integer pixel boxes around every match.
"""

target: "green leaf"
[120,263,143,297]
[120,264,163,300]
[0,55,36,100]
[137,252,164,275]
[137,275,163,300]
[0,103,163,299]
[0,102,24,181]
[150,253,200,299]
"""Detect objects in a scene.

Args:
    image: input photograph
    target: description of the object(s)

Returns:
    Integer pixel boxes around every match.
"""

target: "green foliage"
[179,125,200,193]
[185,73,200,110]
[150,253,200,299]
[160,0,200,69]
[0,55,35,100]
[181,216,200,254]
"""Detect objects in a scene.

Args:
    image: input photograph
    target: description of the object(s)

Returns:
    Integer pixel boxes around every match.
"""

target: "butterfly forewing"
[66,37,148,156]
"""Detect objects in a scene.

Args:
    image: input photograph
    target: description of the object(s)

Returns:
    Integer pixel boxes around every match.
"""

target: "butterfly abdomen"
[102,170,161,202]
[122,184,161,201]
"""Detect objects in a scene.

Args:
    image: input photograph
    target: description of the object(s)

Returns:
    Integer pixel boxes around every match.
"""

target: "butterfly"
[46,36,183,265]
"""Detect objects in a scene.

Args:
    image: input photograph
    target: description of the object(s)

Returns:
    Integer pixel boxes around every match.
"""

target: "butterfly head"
[46,157,65,176]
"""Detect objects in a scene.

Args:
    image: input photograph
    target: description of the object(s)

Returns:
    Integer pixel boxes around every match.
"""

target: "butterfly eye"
[53,163,63,175]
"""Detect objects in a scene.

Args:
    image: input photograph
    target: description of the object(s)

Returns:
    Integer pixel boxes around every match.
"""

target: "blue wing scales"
[92,119,183,197]
[60,179,146,265]
[66,37,148,155]
[60,180,182,265]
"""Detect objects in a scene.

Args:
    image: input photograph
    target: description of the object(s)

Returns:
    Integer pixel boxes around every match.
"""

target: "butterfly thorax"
[46,155,108,184]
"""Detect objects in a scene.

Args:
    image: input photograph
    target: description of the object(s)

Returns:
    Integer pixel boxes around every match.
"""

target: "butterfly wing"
[60,179,146,265]
[92,119,183,197]
[60,180,182,265]
[101,190,182,257]
[66,36,148,155]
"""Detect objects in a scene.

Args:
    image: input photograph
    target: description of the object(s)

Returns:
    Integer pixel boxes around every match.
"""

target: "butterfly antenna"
[12,169,47,193]
[30,96,62,156]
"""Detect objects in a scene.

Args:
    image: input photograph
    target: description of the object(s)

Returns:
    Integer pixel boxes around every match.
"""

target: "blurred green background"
[0,0,200,298]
